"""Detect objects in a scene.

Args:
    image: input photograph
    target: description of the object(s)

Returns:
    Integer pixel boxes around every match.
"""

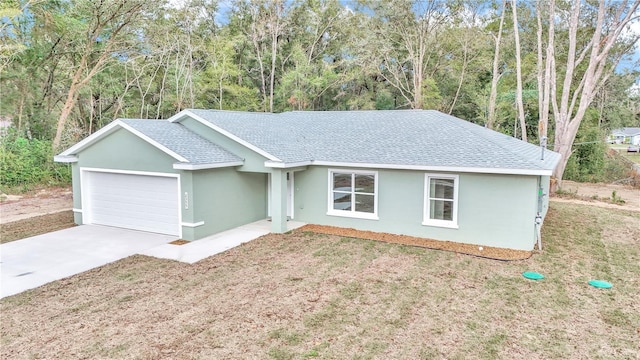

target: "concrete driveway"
[0,225,176,299]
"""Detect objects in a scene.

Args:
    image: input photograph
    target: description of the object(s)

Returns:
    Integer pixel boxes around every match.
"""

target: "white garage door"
[84,171,180,236]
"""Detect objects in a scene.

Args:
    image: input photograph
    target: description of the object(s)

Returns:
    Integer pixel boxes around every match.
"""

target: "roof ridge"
[189,108,275,116]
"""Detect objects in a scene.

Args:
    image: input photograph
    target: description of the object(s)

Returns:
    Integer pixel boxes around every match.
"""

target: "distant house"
[610,127,640,145]
[55,110,561,251]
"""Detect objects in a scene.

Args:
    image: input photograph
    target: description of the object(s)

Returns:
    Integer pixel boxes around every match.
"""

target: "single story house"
[55,110,561,251]
[610,127,640,145]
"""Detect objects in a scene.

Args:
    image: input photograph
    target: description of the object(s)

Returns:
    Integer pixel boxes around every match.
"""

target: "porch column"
[270,169,288,233]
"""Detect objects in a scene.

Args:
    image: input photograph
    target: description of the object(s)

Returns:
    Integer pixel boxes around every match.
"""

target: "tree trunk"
[535,1,544,138]
[511,0,527,142]
[269,28,278,113]
[549,0,639,185]
[487,0,506,129]
[53,85,80,150]
[449,37,469,114]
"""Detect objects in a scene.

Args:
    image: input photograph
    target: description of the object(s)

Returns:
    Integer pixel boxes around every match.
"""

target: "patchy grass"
[610,144,640,164]
[0,211,75,244]
[1,202,639,359]
[622,152,640,164]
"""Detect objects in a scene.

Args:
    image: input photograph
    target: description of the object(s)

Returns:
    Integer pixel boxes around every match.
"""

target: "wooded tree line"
[1,0,639,181]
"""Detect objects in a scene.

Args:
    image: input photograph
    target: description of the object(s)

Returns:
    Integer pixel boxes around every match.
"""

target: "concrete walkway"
[1,220,305,298]
[139,219,306,264]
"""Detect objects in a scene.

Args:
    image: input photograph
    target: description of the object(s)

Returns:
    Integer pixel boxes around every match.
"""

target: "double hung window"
[423,174,459,228]
[328,170,378,219]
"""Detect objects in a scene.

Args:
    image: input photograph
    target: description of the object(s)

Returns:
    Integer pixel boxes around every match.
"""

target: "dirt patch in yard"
[0,186,73,224]
[554,180,640,212]
[0,186,74,243]
[298,224,532,261]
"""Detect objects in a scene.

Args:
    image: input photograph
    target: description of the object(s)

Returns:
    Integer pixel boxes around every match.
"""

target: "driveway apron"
[0,225,176,298]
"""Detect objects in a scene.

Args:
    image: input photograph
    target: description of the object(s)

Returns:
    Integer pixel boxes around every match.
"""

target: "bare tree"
[448,5,484,115]
[536,0,554,141]
[537,0,640,183]
[511,0,527,141]
[243,1,287,112]
[365,0,449,109]
[52,0,148,150]
[487,0,507,129]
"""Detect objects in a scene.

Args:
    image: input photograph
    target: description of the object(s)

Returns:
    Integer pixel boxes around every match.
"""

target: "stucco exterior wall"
[70,128,266,240]
[72,128,179,226]
[539,175,551,219]
[178,117,270,172]
[191,168,267,239]
[293,166,539,250]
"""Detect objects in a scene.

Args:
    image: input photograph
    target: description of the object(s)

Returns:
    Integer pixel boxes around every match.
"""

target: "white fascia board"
[264,160,312,168]
[57,119,188,163]
[172,110,282,162]
[310,161,552,176]
[53,155,78,163]
[166,109,194,123]
[173,161,244,170]
[58,120,122,156]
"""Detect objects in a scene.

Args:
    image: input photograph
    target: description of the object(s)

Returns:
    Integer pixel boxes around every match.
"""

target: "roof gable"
[56,119,243,170]
[169,109,283,162]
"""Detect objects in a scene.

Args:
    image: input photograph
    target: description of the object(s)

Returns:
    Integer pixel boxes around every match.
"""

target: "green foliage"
[563,127,605,182]
[0,0,637,185]
[563,124,628,183]
[0,132,71,190]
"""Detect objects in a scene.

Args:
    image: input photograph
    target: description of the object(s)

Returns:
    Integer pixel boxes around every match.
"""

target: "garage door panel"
[90,203,178,223]
[85,171,180,236]
[90,214,177,234]
[90,194,177,211]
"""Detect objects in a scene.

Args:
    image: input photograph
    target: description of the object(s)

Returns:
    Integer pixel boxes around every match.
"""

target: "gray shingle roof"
[612,127,640,136]
[121,119,242,165]
[185,109,560,172]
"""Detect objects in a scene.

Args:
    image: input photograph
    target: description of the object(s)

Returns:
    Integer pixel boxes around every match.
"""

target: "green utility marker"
[588,280,613,289]
[522,271,544,280]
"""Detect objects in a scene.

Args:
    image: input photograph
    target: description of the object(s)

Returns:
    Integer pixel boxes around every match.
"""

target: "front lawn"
[610,144,640,164]
[1,202,639,359]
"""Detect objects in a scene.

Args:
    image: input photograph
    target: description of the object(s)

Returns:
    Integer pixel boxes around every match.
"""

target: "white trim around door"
[80,167,182,237]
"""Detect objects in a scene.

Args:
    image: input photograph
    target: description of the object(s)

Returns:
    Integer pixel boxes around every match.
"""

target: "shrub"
[0,133,71,190]
[563,124,631,183]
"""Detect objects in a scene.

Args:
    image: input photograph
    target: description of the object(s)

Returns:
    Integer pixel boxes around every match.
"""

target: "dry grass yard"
[1,202,639,359]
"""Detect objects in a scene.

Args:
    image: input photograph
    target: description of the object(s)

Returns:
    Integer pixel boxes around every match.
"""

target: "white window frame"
[423,174,459,229]
[327,169,379,220]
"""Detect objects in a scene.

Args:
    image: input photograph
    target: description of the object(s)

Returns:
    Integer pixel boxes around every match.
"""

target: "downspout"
[535,177,546,250]
[535,213,543,250]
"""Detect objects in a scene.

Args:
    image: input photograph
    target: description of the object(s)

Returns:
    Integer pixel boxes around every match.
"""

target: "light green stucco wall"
[539,175,551,219]
[294,166,539,250]
[70,127,268,241]
[191,168,267,238]
[77,128,177,173]
[71,163,82,224]
[179,117,270,172]
[72,128,180,226]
